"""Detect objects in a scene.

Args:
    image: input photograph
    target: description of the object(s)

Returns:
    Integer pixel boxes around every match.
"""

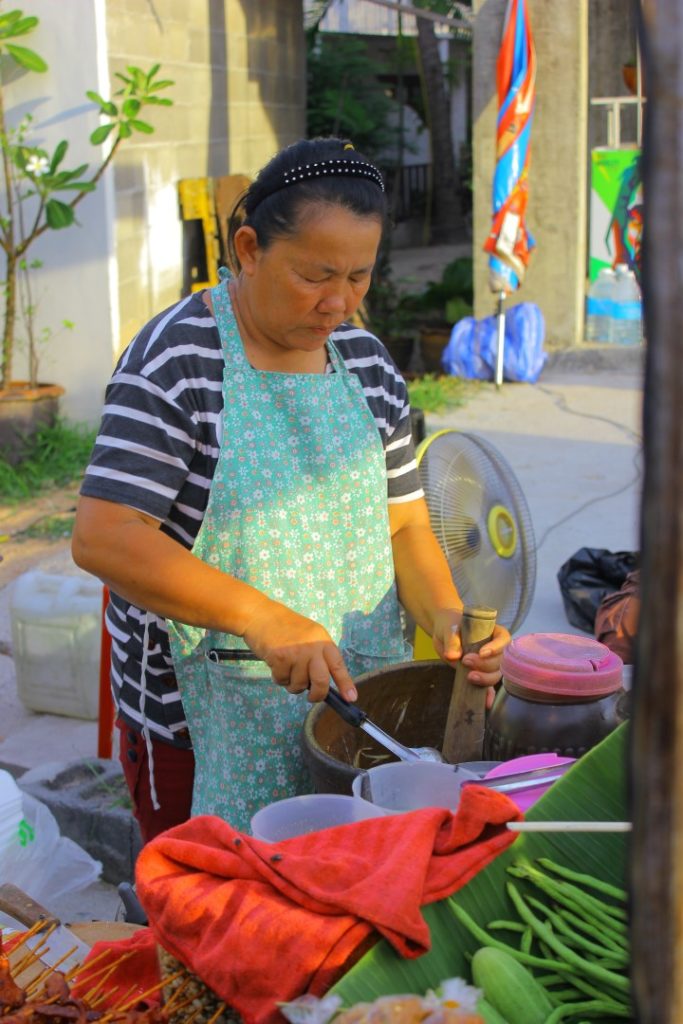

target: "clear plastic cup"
[250,793,387,842]
[351,761,481,813]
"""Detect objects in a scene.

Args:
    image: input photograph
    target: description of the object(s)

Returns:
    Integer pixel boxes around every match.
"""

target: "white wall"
[3,0,117,424]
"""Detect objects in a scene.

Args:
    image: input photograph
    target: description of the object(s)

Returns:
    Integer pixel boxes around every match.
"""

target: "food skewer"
[507,820,632,832]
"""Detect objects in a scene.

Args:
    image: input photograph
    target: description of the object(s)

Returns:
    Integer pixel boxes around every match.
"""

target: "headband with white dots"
[256,157,385,206]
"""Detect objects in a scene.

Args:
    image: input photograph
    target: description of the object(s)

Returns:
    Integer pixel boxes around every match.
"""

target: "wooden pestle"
[441,605,498,764]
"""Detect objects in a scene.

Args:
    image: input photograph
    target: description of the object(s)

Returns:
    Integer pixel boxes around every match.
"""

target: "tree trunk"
[630,2,683,1021]
[0,80,15,393]
[415,16,464,242]
[1,250,16,391]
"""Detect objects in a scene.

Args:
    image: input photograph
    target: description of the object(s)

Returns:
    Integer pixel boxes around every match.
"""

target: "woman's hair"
[226,137,387,272]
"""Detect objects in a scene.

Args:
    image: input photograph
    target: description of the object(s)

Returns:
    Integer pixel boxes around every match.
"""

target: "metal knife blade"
[358,719,422,762]
[0,883,91,975]
[463,760,575,794]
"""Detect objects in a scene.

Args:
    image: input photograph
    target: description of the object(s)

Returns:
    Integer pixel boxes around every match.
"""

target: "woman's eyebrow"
[301,261,375,275]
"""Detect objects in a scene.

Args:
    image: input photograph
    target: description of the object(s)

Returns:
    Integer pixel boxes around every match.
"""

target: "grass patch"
[407,374,481,414]
[0,419,97,502]
[20,512,76,540]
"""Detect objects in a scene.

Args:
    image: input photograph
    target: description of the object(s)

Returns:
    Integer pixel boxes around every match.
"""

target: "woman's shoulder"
[116,291,220,375]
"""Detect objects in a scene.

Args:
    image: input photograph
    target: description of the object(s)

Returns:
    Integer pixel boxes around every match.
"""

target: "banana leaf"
[330,724,629,1004]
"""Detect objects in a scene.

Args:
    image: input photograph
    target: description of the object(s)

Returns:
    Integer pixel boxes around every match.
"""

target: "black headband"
[254,157,385,207]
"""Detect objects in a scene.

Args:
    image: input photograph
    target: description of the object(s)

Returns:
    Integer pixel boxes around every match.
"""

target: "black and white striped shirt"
[81,291,423,746]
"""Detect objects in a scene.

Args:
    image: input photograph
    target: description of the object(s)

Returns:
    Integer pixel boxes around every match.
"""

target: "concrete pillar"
[472,0,588,347]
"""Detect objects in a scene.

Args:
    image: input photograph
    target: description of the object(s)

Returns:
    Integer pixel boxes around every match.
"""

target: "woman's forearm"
[391,521,463,633]
[72,496,271,636]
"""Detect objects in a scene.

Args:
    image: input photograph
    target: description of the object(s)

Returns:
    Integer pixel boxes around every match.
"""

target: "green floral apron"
[167,270,410,832]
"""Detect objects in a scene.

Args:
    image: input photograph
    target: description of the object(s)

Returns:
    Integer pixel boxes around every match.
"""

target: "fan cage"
[417,430,536,634]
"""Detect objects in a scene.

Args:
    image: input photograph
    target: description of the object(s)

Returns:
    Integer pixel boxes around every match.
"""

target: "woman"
[72,137,510,840]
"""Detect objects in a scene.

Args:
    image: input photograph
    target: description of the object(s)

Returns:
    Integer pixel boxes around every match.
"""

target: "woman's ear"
[233,226,261,275]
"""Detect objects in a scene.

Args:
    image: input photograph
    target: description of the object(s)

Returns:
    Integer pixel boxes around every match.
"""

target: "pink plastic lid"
[501,632,623,699]
[485,754,576,812]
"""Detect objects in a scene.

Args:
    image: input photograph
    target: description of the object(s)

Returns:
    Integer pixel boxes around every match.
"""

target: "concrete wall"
[3,1,116,422]
[472,0,588,347]
[2,0,306,424]
[106,0,306,361]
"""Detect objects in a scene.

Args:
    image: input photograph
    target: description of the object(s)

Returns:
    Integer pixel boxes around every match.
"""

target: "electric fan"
[416,429,536,635]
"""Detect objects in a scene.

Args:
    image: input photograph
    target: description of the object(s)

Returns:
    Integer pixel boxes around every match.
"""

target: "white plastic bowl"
[250,793,387,842]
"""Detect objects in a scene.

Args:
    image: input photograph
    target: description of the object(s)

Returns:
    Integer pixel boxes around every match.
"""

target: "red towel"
[129,786,521,1024]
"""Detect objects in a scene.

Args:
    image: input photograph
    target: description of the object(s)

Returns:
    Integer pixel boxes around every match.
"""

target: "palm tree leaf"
[331,725,629,1005]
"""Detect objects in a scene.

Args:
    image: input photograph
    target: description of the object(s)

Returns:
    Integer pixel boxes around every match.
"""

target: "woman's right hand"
[242,600,357,704]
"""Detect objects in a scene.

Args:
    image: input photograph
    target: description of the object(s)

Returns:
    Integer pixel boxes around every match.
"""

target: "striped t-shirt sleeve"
[80,294,225,534]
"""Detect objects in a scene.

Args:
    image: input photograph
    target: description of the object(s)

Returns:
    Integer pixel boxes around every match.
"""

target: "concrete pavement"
[0,343,644,922]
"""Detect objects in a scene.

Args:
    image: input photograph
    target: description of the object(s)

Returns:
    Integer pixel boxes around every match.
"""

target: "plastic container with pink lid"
[483,632,628,760]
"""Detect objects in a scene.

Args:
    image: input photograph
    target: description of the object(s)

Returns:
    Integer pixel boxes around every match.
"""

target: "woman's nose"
[317,287,348,314]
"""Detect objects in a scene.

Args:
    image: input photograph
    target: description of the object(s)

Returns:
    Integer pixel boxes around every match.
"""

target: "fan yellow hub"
[487,504,517,559]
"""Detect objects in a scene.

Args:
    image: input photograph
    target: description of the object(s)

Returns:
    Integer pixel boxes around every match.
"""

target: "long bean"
[509,863,628,924]
[558,905,629,954]
[487,919,526,933]
[543,999,632,1022]
[506,882,630,994]
[447,898,572,972]
[526,896,628,964]
[537,857,628,904]
[559,970,632,1008]
[508,865,629,935]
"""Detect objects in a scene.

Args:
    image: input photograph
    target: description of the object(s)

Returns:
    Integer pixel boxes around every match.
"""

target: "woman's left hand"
[431,609,511,708]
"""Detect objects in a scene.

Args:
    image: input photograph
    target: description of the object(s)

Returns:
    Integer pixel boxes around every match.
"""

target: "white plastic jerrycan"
[10,570,103,720]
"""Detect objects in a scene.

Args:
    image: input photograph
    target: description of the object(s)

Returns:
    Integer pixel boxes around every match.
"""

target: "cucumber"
[471,946,553,1024]
[476,995,510,1024]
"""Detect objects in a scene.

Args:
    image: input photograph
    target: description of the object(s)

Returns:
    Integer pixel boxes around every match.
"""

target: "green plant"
[306,32,399,159]
[0,416,96,499]
[364,240,415,342]
[19,512,75,539]
[84,760,133,811]
[401,257,474,327]
[406,373,479,413]
[0,7,174,390]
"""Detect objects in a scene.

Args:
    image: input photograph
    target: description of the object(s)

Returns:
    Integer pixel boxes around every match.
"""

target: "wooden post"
[630,3,683,1020]
[441,606,497,763]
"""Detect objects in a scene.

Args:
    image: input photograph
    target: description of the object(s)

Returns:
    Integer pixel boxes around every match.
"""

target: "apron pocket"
[341,640,413,681]
[183,655,313,827]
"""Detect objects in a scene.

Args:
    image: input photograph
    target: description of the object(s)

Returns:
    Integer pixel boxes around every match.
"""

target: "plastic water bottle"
[585,268,616,343]
[611,263,642,346]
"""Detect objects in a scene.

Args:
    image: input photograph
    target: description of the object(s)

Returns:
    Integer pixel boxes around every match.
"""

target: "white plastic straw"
[507,821,632,833]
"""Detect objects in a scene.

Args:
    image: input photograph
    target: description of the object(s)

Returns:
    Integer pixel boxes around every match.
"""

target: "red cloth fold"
[71,928,162,1006]
[129,786,521,1024]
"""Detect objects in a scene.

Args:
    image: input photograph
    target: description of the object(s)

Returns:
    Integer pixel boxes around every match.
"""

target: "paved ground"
[0,343,643,923]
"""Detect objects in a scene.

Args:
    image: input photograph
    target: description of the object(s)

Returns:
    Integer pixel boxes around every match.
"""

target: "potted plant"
[0,8,173,460]
[400,257,474,373]
[364,245,417,373]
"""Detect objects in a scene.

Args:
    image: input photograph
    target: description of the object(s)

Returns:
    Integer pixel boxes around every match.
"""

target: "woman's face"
[234,203,382,356]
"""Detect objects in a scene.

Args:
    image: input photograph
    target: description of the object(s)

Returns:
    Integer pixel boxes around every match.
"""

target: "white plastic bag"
[0,791,101,903]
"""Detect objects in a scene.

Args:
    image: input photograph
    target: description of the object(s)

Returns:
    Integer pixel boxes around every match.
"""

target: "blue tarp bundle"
[441,301,547,383]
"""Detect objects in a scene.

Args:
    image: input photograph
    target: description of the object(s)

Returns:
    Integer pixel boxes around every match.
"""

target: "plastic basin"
[301,659,456,794]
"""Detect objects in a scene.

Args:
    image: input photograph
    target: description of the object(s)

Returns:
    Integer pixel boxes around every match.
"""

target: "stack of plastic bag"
[0,768,101,904]
[442,301,547,383]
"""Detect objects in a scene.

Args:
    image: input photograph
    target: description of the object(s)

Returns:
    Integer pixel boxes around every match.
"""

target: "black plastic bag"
[557,547,639,633]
